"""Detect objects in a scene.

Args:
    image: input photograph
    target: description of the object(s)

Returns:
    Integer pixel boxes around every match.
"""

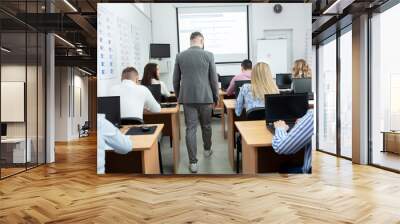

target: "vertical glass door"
[339,29,352,158]
[317,37,337,154]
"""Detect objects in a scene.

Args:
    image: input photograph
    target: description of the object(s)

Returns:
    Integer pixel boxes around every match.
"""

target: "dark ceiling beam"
[66,13,97,46]
[55,55,96,69]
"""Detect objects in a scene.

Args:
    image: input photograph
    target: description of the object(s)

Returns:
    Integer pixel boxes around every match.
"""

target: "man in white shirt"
[110,67,161,120]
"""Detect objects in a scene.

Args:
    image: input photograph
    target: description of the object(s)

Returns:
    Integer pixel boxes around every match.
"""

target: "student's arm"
[208,53,219,104]
[144,88,161,113]
[160,81,171,97]
[100,116,132,154]
[235,85,246,116]
[226,76,237,96]
[173,56,181,99]
[272,110,314,155]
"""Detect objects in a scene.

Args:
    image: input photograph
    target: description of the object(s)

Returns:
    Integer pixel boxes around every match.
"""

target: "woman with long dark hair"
[142,63,171,97]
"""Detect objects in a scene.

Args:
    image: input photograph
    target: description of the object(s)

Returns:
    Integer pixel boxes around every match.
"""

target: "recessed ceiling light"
[54,34,75,48]
[63,0,78,12]
[1,47,11,53]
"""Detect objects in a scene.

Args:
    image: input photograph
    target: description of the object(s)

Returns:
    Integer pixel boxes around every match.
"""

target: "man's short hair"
[241,59,252,70]
[121,66,138,80]
[190,32,204,40]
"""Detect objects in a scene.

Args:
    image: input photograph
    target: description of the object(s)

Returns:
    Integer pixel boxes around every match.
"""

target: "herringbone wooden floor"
[1,135,400,224]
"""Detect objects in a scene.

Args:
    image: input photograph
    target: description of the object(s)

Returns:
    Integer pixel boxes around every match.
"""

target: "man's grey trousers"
[183,104,213,163]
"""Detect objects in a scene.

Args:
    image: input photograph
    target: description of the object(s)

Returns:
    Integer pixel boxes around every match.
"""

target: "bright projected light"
[177,6,248,63]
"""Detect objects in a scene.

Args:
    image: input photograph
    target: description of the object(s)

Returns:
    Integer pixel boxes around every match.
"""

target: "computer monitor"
[219,75,234,91]
[1,123,7,137]
[293,78,313,100]
[147,84,162,103]
[150,44,170,58]
[97,96,121,127]
[235,80,251,98]
[276,73,292,89]
[265,93,308,124]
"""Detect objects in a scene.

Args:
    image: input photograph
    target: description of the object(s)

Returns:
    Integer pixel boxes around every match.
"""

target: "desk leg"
[172,112,180,173]
[227,109,234,170]
[242,138,257,175]
[142,141,160,174]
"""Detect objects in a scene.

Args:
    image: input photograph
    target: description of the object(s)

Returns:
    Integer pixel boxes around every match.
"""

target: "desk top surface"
[235,120,273,147]
[121,124,164,150]
[223,99,236,109]
[144,104,179,115]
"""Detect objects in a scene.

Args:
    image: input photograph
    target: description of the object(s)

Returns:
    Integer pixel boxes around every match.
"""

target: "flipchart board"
[256,38,289,77]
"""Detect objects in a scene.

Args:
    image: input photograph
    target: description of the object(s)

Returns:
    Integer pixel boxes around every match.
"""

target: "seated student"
[226,59,252,96]
[141,63,171,97]
[110,66,161,120]
[235,62,279,116]
[97,114,132,174]
[272,110,314,173]
[292,59,312,78]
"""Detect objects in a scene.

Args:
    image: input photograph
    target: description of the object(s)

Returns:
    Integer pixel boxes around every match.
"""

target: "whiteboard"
[256,39,289,76]
[1,82,25,122]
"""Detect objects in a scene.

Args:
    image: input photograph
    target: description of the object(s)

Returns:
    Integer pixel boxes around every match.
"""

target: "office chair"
[246,107,265,120]
[121,117,144,125]
[78,121,90,138]
[236,107,266,173]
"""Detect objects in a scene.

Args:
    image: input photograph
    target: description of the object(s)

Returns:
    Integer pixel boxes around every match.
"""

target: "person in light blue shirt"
[97,114,132,174]
[272,110,314,173]
[235,62,279,116]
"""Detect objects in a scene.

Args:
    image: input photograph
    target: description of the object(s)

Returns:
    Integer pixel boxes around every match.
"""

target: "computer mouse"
[141,126,151,132]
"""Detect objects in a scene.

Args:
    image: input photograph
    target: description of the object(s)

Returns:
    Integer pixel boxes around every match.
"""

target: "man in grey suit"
[173,32,219,173]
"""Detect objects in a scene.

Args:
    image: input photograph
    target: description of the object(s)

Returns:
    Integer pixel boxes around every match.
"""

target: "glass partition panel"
[317,37,337,154]
[371,4,400,171]
[339,30,352,158]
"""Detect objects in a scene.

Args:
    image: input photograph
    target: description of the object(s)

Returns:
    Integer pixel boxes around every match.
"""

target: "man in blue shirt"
[272,110,314,173]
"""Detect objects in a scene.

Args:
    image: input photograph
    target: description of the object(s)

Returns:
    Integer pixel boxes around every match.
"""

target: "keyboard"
[267,122,295,134]
[161,103,177,108]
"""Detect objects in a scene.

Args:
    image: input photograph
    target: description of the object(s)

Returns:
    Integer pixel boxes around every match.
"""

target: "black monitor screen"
[276,73,292,89]
[97,96,121,127]
[1,123,7,137]
[147,84,162,103]
[150,44,170,58]
[265,93,308,123]
[219,75,234,91]
[235,80,251,98]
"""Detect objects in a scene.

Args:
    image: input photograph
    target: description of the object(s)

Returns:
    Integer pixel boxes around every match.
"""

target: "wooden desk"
[235,120,273,174]
[382,131,400,154]
[116,124,164,174]
[143,105,181,173]
[216,90,227,138]
[223,99,236,169]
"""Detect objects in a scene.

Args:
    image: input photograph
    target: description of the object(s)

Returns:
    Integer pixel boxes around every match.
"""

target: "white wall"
[97,3,152,97]
[151,3,312,90]
[55,67,89,141]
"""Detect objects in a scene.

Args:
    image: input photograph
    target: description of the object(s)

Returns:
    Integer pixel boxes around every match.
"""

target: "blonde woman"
[235,62,279,116]
[292,59,312,78]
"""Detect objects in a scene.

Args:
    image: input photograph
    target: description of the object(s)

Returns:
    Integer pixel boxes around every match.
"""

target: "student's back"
[110,79,160,120]
[235,62,279,116]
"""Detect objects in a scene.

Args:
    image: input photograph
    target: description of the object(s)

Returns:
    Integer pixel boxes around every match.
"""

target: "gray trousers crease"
[183,104,213,163]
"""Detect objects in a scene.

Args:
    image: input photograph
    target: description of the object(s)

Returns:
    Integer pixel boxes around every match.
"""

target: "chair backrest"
[147,84,162,103]
[235,80,251,98]
[121,117,144,125]
[82,121,90,129]
[245,107,265,121]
